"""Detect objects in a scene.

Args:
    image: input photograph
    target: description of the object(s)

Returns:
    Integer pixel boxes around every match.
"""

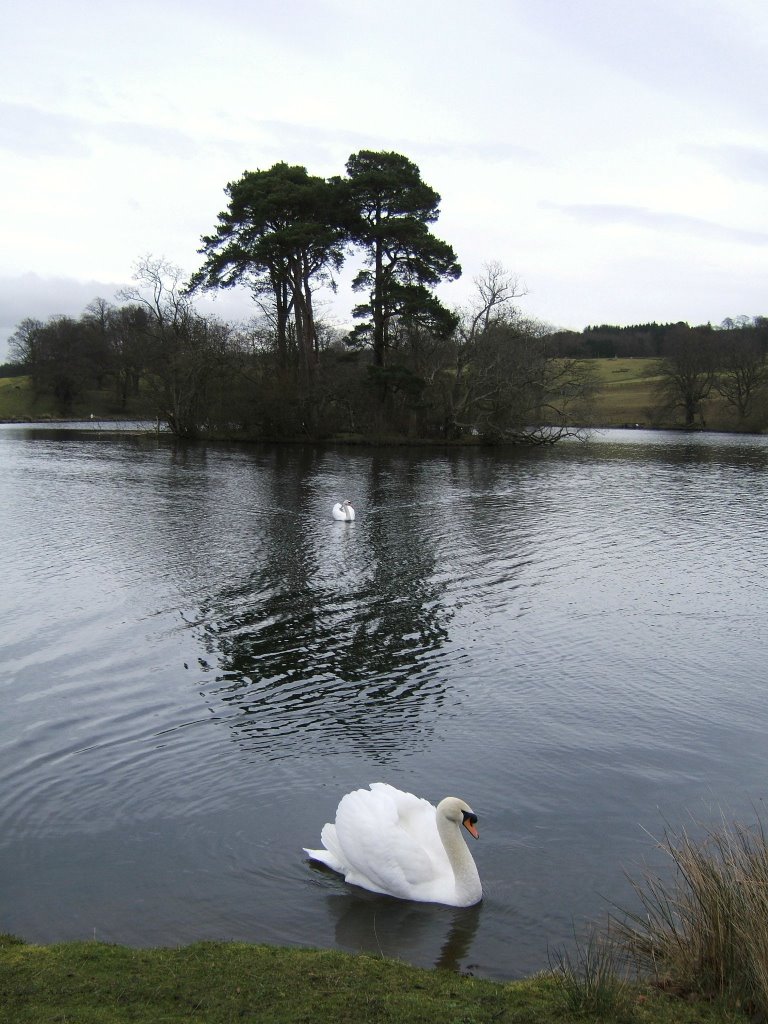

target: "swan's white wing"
[370,783,443,848]
[332,784,451,900]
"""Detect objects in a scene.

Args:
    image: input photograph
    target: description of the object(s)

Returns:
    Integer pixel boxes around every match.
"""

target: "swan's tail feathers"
[303,823,346,874]
[303,847,339,870]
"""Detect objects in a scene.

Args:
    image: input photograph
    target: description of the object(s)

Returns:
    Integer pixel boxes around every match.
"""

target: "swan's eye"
[463,811,478,826]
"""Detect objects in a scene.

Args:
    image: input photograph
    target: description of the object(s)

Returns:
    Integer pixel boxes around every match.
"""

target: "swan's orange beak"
[462,813,479,839]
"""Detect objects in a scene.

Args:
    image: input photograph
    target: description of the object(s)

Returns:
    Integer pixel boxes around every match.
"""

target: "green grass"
[0,375,59,420]
[581,358,667,427]
[0,935,746,1024]
[579,357,768,430]
[585,358,663,387]
[0,375,157,422]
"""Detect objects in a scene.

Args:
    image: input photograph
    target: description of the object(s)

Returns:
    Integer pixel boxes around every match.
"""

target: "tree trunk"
[373,206,385,367]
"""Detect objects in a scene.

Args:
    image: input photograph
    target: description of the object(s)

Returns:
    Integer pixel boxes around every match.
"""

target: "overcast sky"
[2,0,767,361]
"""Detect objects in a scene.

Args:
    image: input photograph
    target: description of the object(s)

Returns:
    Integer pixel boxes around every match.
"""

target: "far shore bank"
[2,415,766,442]
[4,358,767,438]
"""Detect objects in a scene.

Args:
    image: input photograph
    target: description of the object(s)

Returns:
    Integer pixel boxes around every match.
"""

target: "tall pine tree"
[339,151,461,367]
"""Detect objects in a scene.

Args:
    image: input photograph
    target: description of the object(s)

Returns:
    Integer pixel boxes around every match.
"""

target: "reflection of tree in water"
[194,496,454,761]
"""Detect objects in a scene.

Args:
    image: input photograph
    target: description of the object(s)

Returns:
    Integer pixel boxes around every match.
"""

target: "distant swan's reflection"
[322,889,482,973]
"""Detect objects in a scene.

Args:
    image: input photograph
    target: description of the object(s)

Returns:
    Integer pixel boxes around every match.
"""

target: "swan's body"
[332,500,355,521]
[303,783,482,907]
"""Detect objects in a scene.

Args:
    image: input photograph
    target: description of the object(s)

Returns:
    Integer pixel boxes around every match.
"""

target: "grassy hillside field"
[0,375,157,423]
[586,357,668,426]
[584,356,768,431]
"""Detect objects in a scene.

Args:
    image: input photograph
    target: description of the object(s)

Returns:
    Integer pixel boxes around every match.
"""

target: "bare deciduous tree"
[656,324,718,428]
[440,262,594,442]
[119,255,239,437]
[714,317,768,420]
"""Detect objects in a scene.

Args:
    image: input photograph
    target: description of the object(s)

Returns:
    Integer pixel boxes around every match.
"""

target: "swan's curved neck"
[437,814,481,905]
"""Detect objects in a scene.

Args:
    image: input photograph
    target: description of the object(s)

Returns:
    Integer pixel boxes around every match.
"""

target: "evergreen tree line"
[548,316,768,360]
[5,150,767,438]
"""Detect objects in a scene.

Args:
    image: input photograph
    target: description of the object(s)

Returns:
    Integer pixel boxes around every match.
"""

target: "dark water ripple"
[1,427,768,978]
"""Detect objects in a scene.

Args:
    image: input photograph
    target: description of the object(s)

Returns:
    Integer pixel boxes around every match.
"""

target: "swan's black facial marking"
[462,810,479,839]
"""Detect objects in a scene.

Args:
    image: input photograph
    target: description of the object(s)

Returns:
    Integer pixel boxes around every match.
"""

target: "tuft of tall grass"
[549,923,634,1020]
[617,814,768,1018]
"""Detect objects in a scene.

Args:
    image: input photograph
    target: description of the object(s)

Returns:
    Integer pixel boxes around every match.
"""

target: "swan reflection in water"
[320,890,482,973]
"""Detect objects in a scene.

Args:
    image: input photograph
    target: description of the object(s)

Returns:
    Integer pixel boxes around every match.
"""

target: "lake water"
[1,423,767,980]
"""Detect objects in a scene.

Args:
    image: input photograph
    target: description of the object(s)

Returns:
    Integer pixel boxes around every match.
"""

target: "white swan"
[332,500,355,521]
[303,782,482,907]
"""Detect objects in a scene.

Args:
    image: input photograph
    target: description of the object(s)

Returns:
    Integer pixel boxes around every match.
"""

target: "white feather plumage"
[332,500,355,521]
[303,782,482,907]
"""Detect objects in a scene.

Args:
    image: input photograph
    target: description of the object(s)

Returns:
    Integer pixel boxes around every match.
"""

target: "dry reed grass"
[617,814,768,1019]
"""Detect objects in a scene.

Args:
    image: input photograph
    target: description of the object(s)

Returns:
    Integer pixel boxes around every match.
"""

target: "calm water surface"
[1,424,767,979]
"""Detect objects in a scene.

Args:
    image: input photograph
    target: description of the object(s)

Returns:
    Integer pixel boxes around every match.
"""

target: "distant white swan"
[332,500,355,521]
[303,782,482,907]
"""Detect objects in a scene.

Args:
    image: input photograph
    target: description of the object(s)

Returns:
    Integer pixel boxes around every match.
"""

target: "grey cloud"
[95,120,201,158]
[686,143,768,185]
[547,201,768,247]
[416,140,541,163]
[0,273,127,360]
[0,102,201,159]
[0,271,257,362]
[0,104,91,158]
[519,0,767,127]
[252,118,539,167]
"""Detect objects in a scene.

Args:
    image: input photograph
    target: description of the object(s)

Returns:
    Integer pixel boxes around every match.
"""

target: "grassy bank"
[0,375,157,423]
[0,375,57,421]
[0,935,742,1024]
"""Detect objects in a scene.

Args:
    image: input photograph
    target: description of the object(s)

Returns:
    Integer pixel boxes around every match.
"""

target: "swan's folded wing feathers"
[342,823,437,896]
[371,784,448,868]
[368,783,436,838]
[332,784,448,898]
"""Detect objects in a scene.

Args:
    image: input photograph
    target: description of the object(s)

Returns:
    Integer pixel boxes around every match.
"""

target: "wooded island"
[4,151,767,439]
